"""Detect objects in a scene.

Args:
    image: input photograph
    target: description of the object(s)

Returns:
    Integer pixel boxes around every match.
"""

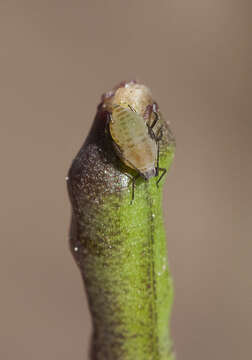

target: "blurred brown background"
[1,1,251,359]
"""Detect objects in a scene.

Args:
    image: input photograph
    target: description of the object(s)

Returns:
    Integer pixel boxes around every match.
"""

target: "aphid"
[107,103,166,201]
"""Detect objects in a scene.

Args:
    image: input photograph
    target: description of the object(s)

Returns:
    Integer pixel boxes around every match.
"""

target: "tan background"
[1,1,251,359]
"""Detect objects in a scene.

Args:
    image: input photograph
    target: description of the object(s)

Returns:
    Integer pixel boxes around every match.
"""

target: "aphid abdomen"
[124,142,156,177]
[110,105,157,178]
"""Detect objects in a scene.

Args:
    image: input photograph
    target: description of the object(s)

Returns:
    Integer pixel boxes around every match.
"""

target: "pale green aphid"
[109,104,166,199]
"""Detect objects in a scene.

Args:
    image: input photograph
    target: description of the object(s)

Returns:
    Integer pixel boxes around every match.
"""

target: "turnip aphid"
[108,104,166,201]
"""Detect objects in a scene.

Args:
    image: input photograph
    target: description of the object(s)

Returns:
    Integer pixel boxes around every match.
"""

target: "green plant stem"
[67,83,175,360]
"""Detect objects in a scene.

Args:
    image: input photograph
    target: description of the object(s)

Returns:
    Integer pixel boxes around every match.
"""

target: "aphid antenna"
[128,104,136,112]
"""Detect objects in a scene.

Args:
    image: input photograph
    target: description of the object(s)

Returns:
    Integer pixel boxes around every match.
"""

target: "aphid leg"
[144,103,159,127]
[156,127,164,181]
[156,168,167,187]
[156,138,160,177]
[156,126,163,142]
[150,111,159,129]
[147,125,156,140]
[131,174,140,204]
[147,111,161,139]
[131,176,136,204]
[124,172,140,204]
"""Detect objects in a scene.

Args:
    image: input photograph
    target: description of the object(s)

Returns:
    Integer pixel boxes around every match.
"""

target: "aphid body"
[109,104,157,180]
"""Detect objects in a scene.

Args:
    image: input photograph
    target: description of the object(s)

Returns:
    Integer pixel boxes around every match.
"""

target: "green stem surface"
[67,92,175,360]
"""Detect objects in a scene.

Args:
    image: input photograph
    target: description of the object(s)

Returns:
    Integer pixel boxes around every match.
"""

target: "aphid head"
[141,167,156,180]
